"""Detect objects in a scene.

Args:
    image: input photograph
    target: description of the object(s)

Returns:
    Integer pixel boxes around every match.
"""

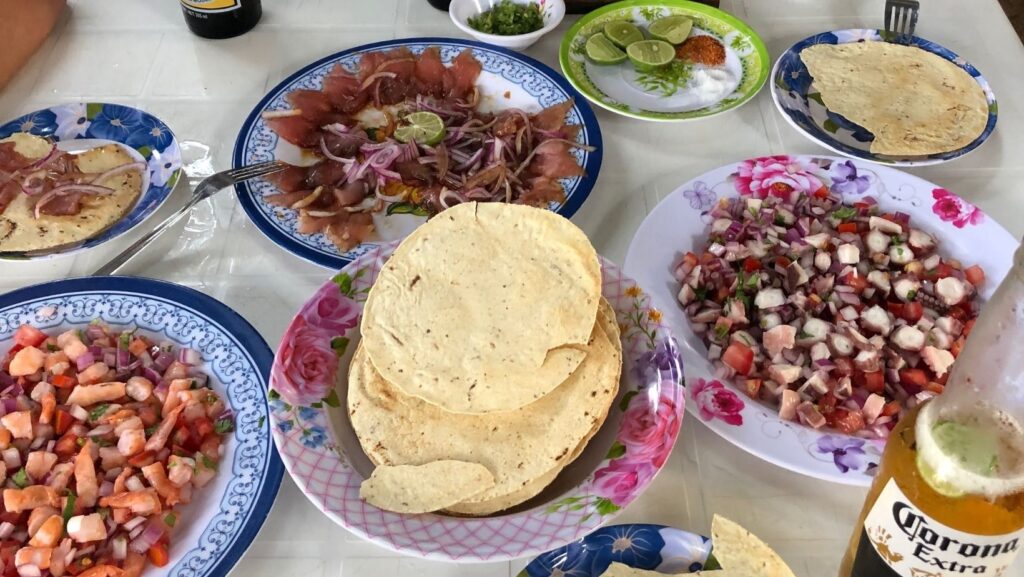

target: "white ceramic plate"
[624,154,1016,485]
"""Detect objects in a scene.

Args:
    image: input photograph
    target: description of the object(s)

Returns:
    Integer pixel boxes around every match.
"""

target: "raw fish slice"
[528,141,584,179]
[415,47,446,98]
[265,190,312,208]
[266,116,319,148]
[305,161,348,188]
[323,64,369,114]
[444,49,482,101]
[325,211,373,252]
[532,99,574,132]
[265,165,308,193]
[518,176,565,206]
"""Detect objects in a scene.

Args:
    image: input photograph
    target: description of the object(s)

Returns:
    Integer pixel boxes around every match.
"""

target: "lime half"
[603,20,644,49]
[585,33,627,65]
[627,40,676,72]
[394,111,445,146]
[649,15,694,45]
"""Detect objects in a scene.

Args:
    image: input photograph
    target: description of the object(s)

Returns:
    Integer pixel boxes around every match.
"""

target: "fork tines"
[228,160,288,180]
[885,0,920,45]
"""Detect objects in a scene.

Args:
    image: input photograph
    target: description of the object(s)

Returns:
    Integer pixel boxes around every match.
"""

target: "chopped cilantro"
[214,418,234,435]
[774,214,786,226]
[713,323,730,340]
[88,404,110,422]
[47,343,60,352]
[118,331,133,349]
[906,290,917,300]
[694,286,709,302]
[145,424,159,436]
[797,329,812,339]
[832,206,858,220]
[97,507,110,520]
[11,468,29,488]
[164,513,177,528]
[190,379,198,390]
[467,0,544,36]
[62,490,77,524]
[200,454,218,471]
[76,437,86,447]
[748,206,758,218]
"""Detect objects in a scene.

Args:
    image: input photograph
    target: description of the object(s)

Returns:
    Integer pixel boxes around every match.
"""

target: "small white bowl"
[450,0,565,51]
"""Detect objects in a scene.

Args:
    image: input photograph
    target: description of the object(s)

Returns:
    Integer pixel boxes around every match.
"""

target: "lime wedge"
[603,20,644,49]
[394,111,445,146]
[585,33,627,65]
[626,40,676,72]
[649,15,693,45]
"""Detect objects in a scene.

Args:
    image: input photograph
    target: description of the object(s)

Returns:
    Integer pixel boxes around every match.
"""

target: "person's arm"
[0,0,67,90]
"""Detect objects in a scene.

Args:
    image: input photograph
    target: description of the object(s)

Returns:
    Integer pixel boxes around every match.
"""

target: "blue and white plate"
[520,524,713,577]
[0,277,282,577]
[771,29,997,166]
[0,103,182,259]
[233,37,603,270]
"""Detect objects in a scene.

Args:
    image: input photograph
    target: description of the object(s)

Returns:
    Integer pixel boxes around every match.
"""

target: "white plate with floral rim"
[265,242,685,561]
[623,154,1016,486]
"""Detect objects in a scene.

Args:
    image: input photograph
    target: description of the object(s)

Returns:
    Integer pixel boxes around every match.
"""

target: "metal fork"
[885,0,920,45]
[91,160,288,276]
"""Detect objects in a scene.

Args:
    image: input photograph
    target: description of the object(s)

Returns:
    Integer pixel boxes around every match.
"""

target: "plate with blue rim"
[233,37,603,270]
[0,276,283,577]
[520,524,716,577]
[771,29,997,167]
[0,103,182,259]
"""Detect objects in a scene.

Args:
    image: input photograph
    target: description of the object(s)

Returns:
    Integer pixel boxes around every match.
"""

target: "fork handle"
[91,192,210,276]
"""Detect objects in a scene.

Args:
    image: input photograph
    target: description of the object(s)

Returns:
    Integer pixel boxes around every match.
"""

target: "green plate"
[560,0,769,122]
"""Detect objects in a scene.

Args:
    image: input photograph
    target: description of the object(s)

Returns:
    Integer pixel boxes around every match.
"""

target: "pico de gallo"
[676,194,984,438]
[0,322,232,577]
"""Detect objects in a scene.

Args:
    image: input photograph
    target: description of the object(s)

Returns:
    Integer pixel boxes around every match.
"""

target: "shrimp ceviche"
[0,322,232,577]
[676,194,984,438]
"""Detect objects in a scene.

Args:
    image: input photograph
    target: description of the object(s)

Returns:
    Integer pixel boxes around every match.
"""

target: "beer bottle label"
[180,0,241,13]
[852,478,1023,576]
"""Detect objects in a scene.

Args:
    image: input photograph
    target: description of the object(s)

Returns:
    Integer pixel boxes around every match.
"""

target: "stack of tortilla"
[350,202,622,516]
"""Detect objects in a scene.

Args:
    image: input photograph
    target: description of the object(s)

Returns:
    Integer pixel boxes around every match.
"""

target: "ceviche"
[262,46,593,252]
[0,322,232,577]
[676,194,984,438]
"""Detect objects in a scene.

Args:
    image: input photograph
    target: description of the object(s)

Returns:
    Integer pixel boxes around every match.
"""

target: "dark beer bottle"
[179,0,262,39]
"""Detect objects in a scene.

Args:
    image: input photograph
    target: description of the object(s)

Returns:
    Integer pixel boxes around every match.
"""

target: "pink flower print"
[299,282,360,335]
[931,188,984,228]
[732,156,827,201]
[271,317,338,407]
[618,389,682,468]
[691,378,744,426]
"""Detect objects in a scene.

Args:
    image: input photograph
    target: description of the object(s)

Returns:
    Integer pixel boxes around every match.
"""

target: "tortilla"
[0,133,143,252]
[600,562,738,576]
[359,460,495,514]
[444,298,621,516]
[800,42,989,156]
[349,306,621,516]
[711,515,796,577]
[360,201,602,414]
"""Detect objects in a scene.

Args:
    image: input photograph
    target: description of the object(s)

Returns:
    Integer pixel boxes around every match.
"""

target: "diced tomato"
[837,222,858,234]
[964,265,985,287]
[721,342,754,375]
[744,378,762,399]
[962,318,976,338]
[742,257,760,273]
[51,374,75,389]
[54,432,79,458]
[924,262,954,281]
[813,186,829,199]
[925,381,945,394]
[833,357,855,377]
[828,408,866,434]
[127,450,156,468]
[716,286,731,302]
[947,306,968,321]
[818,392,838,416]
[54,408,75,435]
[148,544,170,567]
[882,400,902,417]
[899,369,929,390]
[841,272,869,293]
[775,256,791,269]
[900,301,923,323]
[886,301,904,316]
[857,371,885,394]
[13,325,47,348]
[193,416,215,439]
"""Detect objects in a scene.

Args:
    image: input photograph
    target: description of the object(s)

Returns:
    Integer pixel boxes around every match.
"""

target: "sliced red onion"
[0,522,13,540]
[318,136,356,165]
[123,517,147,532]
[438,187,466,210]
[2,448,20,469]
[16,564,40,577]
[87,424,114,437]
[89,161,146,185]
[1,398,18,415]
[178,348,201,366]
[358,70,397,91]
[153,352,174,373]
[28,143,59,170]
[98,481,114,497]
[69,405,89,422]
[129,519,166,553]
[34,184,116,219]
[112,535,128,561]
[125,475,145,492]
[103,352,116,367]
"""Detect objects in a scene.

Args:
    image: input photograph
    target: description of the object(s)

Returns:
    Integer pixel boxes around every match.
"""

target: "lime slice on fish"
[603,20,644,49]
[648,15,693,45]
[394,111,445,146]
[585,32,627,65]
[627,40,676,72]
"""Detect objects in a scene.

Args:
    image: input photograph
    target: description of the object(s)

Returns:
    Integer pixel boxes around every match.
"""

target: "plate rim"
[557,0,770,123]
[0,102,183,261]
[232,36,604,270]
[769,28,998,167]
[623,153,1017,486]
[0,276,284,576]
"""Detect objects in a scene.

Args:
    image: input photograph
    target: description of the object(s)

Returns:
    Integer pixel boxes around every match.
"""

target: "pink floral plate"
[266,242,685,561]
[623,155,1016,486]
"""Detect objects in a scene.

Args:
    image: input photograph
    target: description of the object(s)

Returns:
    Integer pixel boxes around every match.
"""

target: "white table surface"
[1,1,1022,576]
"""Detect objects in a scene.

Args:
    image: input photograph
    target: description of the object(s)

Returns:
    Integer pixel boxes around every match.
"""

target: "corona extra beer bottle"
[839,243,1024,577]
